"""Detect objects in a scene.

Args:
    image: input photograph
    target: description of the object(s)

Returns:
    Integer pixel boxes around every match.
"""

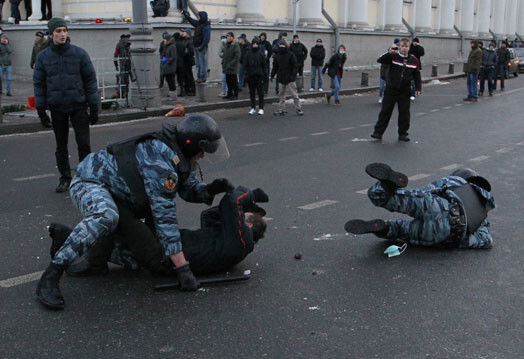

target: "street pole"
[293,0,299,36]
[129,0,162,109]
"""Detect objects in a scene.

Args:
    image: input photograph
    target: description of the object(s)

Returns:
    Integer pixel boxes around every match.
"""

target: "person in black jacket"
[271,40,303,116]
[54,186,268,277]
[244,37,267,115]
[33,18,98,193]
[494,40,510,91]
[289,34,308,77]
[309,38,325,91]
[479,42,497,96]
[408,37,424,100]
[271,32,287,95]
[113,34,131,98]
[173,32,186,97]
[238,34,250,91]
[180,28,195,96]
[371,38,421,142]
[160,35,177,97]
[322,44,347,105]
[259,32,272,94]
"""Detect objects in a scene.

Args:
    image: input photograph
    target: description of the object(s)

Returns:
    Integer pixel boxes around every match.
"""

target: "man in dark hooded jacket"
[259,32,272,94]
[271,31,287,94]
[271,40,303,116]
[479,42,497,96]
[183,10,211,83]
[289,34,308,77]
[494,41,510,91]
[244,37,267,115]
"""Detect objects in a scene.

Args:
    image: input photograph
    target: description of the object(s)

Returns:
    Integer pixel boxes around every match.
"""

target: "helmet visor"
[200,136,230,163]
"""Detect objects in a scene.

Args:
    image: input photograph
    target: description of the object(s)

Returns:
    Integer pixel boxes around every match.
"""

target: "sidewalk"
[0,62,463,135]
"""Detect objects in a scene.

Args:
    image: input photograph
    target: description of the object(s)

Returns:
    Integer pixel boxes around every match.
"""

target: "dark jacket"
[174,36,186,68]
[377,51,422,93]
[33,39,98,112]
[310,44,325,67]
[160,39,177,75]
[222,41,240,75]
[243,47,267,78]
[182,36,195,66]
[0,42,13,66]
[184,11,211,50]
[289,41,308,65]
[113,38,131,72]
[481,48,497,67]
[323,53,347,78]
[408,44,425,69]
[31,38,49,69]
[259,32,272,62]
[239,41,250,64]
[464,41,482,74]
[271,48,297,84]
[271,31,287,54]
[496,47,510,65]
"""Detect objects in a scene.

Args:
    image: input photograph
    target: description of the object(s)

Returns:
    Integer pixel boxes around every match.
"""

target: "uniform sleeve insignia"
[173,155,180,165]
[165,173,177,190]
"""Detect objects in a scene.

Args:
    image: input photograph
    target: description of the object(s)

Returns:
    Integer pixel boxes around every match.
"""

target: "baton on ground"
[154,274,250,291]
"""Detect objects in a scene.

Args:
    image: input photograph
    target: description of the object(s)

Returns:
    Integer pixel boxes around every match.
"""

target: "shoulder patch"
[173,155,180,166]
[165,173,178,190]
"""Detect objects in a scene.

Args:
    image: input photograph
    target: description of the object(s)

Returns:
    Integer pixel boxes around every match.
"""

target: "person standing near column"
[182,10,210,83]
[33,18,99,192]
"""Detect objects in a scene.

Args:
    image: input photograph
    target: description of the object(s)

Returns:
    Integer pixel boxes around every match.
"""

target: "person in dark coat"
[30,31,49,69]
[180,28,195,96]
[160,35,177,97]
[222,31,240,100]
[289,34,308,77]
[182,10,211,83]
[271,31,287,95]
[494,40,510,91]
[113,34,131,98]
[271,40,303,116]
[244,37,267,115]
[463,40,482,102]
[158,31,170,88]
[259,32,272,94]
[408,37,424,100]
[479,42,497,97]
[309,38,325,91]
[238,33,250,90]
[322,44,347,105]
[173,32,186,97]
[33,18,98,192]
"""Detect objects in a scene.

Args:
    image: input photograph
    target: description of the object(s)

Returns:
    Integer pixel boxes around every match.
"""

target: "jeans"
[195,46,208,81]
[330,75,341,101]
[221,72,228,94]
[379,78,386,97]
[494,64,506,90]
[311,65,323,89]
[466,73,478,98]
[0,65,12,93]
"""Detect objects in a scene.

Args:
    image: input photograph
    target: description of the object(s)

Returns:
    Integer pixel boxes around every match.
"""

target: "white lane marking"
[359,124,373,127]
[313,233,347,241]
[408,173,431,181]
[0,271,43,288]
[278,136,299,141]
[356,189,368,195]
[516,142,524,145]
[469,155,490,162]
[243,142,266,147]
[416,112,426,116]
[351,138,373,142]
[440,164,462,171]
[337,126,355,131]
[454,104,463,107]
[13,173,56,182]
[310,132,329,136]
[443,106,452,109]
[430,109,440,113]
[496,148,512,153]
[298,200,338,210]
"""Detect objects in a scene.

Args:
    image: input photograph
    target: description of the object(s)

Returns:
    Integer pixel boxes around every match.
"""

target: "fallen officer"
[37,114,232,310]
[345,163,495,249]
[48,186,268,277]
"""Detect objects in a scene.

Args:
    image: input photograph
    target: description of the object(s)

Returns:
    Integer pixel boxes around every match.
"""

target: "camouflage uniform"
[367,176,495,248]
[52,139,212,266]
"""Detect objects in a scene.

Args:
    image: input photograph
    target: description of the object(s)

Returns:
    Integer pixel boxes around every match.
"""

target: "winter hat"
[316,38,322,43]
[35,31,44,37]
[293,34,299,39]
[162,31,169,39]
[502,40,509,46]
[183,28,192,36]
[278,39,287,46]
[413,37,420,43]
[252,36,260,45]
[226,31,235,38]
[47,18,67,34]
[489,41,496,48]
[393,38,400,45]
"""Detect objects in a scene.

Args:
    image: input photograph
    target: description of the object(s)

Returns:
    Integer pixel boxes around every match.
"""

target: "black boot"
[345,219,389,236]
[178,88,185,97]
[49,223,72,259]
[365,163,408,190]
[36,262,66,310]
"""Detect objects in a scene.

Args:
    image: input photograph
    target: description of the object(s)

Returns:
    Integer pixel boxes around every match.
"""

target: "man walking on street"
[182,10,210,83]
[479,42,497,97]
[33,18,99,192]
[463,40,482,102]
[271,40,303,117]
[309,38,325,92]
[494,40,510,91]
[0,35,13,96]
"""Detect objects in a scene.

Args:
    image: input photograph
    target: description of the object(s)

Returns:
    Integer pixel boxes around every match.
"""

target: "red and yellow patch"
[164,173,177,190]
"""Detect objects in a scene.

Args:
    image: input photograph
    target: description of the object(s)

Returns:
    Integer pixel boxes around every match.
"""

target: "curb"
[0,73,465,136]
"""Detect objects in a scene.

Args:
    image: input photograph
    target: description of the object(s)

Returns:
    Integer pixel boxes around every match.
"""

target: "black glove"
[37,109,52,128]
[251,188,269,202]
[206,178,234,196]
[175,263,200,291]
[89,107,99,125]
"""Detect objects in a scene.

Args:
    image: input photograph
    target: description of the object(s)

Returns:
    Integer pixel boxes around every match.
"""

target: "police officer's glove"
[89,106,99,125]
[175,263,200,291]
[37,109,52,128]
[206,178,234,196]
[251,188,269,203]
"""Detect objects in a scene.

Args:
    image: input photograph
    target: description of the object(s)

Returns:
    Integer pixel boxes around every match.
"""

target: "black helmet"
[175,113,229,160]
[450,168,491,192]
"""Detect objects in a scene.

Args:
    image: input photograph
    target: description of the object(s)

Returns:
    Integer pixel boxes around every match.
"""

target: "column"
[505,0,518,37]
[477,0,491,36]
[237,0,265,22]
[459,0,474,35]
[52,0,63,18]
[299,0,324,26]
[439,0,455,34]
[347,0,369,28]
[28,0,42,21]
[491,0,506,36]
[414,0,433,32]
[384,0,403,30]
[518,0,524,35]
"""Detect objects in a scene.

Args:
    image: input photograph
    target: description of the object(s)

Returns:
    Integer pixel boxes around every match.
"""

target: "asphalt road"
[1,76,524,358]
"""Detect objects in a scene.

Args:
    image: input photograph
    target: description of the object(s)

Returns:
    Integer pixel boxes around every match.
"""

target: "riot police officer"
[36,114,232,310]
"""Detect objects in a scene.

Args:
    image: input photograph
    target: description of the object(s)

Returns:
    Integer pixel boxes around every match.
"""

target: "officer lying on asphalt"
[48,186,268,277]
[345,163,495,249]
[37,114,232,310]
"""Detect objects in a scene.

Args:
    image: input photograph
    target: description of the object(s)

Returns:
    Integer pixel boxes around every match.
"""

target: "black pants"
[183,63,195,94]
[24,0,31,18]
[296,64,304,77]
[263,60,270,94]
[248,76,264,109]
[374,90,411,136]
[10,0,20,23]
[41,0,51,19]
[479,67,495,94]
[165,74,176,91]
[494,64,506,90]
[176,67,185,93]
[51,108,91,182]
[226,74,239,97]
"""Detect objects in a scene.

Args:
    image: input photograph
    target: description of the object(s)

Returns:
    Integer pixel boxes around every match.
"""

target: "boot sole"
[345,219,387,235]
[365,163,408,188]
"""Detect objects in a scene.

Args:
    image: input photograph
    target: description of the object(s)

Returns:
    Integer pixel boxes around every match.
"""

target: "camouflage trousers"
[53,180,120,266]
[367,181,453,246]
